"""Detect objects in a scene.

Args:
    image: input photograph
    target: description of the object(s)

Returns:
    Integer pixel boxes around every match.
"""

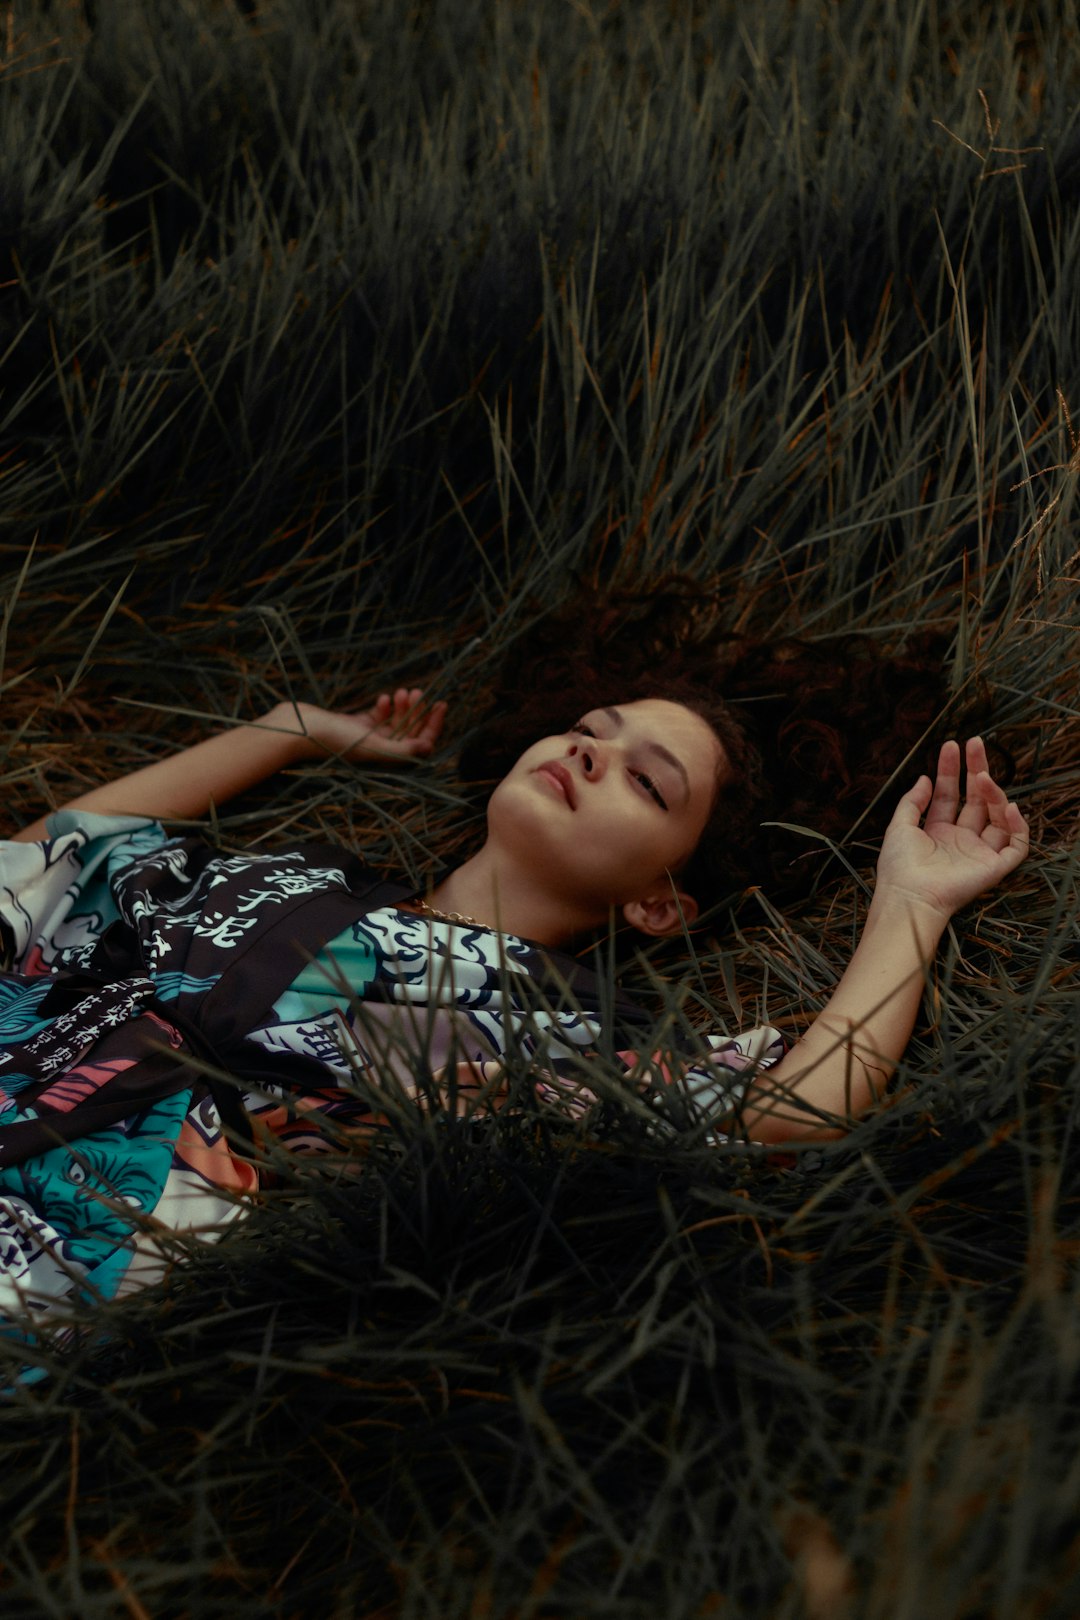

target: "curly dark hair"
[458,579,1006,920]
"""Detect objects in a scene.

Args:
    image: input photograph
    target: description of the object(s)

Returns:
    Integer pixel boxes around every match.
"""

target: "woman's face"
[487,698,725,918]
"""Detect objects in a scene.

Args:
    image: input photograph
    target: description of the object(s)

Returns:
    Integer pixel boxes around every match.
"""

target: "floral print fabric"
[0,813,783,1320]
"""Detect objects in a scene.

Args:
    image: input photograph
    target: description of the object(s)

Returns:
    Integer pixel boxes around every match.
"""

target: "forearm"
[738,888,947,1144]
[10,704,311,842]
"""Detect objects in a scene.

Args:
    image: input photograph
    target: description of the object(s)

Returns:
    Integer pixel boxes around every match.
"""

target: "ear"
[622,884,699,938]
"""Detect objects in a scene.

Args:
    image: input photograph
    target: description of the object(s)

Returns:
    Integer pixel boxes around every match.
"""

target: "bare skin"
[8,694,1030,1144]
[10,689,448,845]
[426,699,724,943]
[741,736,1029,1142]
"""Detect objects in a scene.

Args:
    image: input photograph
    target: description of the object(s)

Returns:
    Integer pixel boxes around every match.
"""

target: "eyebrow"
[600,706,691,808]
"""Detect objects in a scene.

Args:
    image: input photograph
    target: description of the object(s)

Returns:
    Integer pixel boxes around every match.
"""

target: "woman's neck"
[422,848,599,947]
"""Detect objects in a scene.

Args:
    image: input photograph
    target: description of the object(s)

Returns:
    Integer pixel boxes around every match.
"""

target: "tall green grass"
[0,1,1077,1614]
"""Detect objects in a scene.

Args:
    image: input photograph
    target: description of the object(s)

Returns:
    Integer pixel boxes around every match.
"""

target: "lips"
[535,761,577,808]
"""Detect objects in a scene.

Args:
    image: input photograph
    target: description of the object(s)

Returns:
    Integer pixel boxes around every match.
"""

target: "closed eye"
[634,771,668,810]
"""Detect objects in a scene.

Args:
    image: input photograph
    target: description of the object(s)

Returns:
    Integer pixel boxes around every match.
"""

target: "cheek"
[582,804,684,889]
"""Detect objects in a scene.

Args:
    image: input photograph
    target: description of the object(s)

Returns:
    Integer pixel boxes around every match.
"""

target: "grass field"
[0,1,1078,1614]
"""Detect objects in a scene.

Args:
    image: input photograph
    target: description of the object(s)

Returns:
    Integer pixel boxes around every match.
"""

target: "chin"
[487,794,581,873]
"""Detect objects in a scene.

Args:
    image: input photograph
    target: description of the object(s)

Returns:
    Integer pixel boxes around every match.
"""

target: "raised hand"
[874,736,1029,921]
[274,688,448,765]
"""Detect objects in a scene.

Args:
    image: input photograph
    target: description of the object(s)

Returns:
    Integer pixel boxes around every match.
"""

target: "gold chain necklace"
[409,896,487,929]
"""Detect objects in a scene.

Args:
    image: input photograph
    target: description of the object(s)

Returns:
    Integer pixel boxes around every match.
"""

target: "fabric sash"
[0,845,651,1168]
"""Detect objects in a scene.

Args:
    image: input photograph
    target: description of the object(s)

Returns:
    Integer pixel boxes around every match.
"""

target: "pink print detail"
[616,1048,678,1086]
[144,1011,184,1049]
[21,944,50,978]
[703,1044,754,1072]
[174,1118,258,1195]
[534,1074,599,1115]
[35,1056,136,1114]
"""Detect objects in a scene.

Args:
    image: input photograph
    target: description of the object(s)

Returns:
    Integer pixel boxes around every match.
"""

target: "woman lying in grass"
[0,621,1029,1319]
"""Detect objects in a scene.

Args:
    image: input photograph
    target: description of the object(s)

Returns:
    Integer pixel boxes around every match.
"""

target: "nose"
[567,737,608,781]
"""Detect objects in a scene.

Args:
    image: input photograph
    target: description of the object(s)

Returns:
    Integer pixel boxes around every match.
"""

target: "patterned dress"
[0,813,783,1320]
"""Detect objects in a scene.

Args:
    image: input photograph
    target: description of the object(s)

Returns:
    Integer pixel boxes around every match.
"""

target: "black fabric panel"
[194,874,414,1046]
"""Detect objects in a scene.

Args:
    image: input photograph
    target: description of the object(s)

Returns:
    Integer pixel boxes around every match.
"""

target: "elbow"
[748,1118,851,1146]
[734,1101,854,1146]
[9,823,48,845]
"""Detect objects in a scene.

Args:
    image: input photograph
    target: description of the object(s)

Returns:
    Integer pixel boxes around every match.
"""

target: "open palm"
[876,736,1030,920]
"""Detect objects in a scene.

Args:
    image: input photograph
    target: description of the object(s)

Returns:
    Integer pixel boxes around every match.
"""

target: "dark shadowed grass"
[0,0,1078,1614]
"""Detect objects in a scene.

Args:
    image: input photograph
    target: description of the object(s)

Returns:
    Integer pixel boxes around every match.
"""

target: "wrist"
[249,704,317,764]
[868,882,950,946]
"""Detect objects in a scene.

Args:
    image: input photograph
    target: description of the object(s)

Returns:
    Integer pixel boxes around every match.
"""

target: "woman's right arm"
[10,688,447,843]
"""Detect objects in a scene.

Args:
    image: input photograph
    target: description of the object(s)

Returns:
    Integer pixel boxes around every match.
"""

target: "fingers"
[405,698,448,755]
[923,737,1013,836]
[889,772,934,829]
[975,795,1030,880]
[965,735,990,778]
[428,1060,507,1118]
[422,698,448,743]
[998,797,1031,869]
[365,688,448,753]
[955,737,996,835]
[920,733,1031,866]
[963,768,1012,848]
[956,740,1026,866]
[396,690,447,748]
[391,686,423,726]
[922,738,961,827]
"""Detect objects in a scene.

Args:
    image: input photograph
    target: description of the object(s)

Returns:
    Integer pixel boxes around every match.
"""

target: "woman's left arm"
[736,737,1030,1144]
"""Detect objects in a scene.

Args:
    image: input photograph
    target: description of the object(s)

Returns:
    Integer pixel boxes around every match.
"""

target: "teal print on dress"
[152,972,220,1002]
[0,978,58,1043]
[0,1086,192,1277]
[271,925,380,1024]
